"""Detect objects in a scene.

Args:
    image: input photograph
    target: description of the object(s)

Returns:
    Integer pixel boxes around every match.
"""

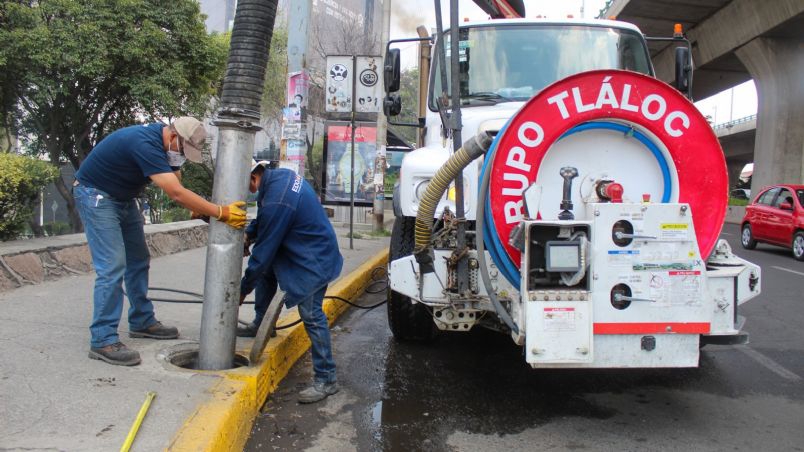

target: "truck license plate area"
[526,298,593,364]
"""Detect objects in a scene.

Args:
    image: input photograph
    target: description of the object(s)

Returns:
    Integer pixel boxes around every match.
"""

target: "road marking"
[737,346,801,381]
[720,232,733,236]
[772,266,804,277]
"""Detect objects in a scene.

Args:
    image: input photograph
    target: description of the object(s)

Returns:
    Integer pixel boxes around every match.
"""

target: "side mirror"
[674,46,691,96]
[779,201,793,211]
[384,94,402,116]
[384,48,401,93]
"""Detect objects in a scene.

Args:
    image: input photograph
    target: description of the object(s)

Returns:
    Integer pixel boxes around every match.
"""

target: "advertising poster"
[323,122,376,205]
[355,56,382,113]
[286,139,306,177]
[285,71,309,122]
[325,56,353,113]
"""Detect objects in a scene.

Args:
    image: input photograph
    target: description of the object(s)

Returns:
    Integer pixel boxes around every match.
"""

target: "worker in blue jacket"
[239,161,344,403]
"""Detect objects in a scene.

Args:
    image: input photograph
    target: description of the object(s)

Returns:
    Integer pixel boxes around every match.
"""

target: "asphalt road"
[246,223,804,451]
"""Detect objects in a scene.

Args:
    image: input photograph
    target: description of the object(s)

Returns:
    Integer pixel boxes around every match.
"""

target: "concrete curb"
[167,249,389,451]
[0,221,209,292]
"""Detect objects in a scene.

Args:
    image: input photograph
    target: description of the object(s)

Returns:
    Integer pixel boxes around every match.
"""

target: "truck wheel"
[792,231,804,261]
[387,216,438,342]
[741,224,757,249]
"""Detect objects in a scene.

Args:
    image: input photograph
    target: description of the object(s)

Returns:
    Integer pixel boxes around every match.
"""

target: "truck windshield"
[430,24,652,109]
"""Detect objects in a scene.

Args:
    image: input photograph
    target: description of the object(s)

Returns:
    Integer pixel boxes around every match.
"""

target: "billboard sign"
[322,122,377,205]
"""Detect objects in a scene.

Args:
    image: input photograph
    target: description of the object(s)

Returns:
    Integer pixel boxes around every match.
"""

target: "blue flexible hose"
[480,121,674,289]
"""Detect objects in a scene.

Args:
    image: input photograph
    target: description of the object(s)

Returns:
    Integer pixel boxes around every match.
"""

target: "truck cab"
[396,19,654,221]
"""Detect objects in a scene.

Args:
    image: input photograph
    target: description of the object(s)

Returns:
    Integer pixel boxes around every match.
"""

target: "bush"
[43,221,72,236]
[162,206,191,223]
[0,154,58,240]
[729,197,749,206]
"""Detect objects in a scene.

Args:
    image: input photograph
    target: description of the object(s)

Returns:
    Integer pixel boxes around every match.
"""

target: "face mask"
[167,141,187,168]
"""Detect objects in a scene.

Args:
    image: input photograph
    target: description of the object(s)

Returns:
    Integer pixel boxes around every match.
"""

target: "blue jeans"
[255,281,336,384]
[74,185,156,348]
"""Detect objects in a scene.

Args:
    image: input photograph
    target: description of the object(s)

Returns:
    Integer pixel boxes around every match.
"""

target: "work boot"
[298,381,339,404]
[236,322,277,338]
[237,322,258,337]
[129,321,179,339]
[88,342,141,366]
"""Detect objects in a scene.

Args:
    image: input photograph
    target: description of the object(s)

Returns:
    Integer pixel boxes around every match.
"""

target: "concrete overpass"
[714,115,757,186]
[606,0,804,191]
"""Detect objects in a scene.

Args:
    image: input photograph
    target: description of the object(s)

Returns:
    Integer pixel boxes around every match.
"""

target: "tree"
[389,67,421,147]
[0,153,58,240]
[0,0,228,232]
[261,20,288,127]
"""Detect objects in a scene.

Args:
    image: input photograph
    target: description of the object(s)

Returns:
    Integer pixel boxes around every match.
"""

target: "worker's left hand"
[239,293,246,306]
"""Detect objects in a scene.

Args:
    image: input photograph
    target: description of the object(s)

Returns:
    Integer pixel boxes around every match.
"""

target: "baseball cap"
[250,160,272,173]
[172,117,207,163]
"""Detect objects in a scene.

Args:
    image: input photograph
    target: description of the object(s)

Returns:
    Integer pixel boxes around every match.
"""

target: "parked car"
[741,184,804,261]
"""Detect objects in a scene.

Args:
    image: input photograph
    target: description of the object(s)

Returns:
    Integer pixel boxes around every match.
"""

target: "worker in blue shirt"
[74,117,247,367]
[239,161,343,403]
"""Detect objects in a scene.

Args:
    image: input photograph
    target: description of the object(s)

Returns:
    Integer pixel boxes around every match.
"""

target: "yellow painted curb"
[167,249,389,452]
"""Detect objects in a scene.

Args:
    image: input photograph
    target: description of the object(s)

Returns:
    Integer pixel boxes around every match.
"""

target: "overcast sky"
[388,0,757,124]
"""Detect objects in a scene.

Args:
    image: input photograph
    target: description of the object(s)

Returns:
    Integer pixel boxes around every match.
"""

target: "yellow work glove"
[217,201,247,229]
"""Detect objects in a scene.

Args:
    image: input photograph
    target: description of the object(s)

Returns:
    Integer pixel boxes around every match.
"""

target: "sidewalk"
[0,223,390,451]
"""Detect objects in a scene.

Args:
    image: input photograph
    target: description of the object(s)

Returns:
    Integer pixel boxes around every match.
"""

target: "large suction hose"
[476,138,520,334]
[411,129,519,334]
[413,132,493,271]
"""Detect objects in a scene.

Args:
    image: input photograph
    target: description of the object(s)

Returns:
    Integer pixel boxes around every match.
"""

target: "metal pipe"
[349,56,356,250]
[199,0,277,370]
[448,0,469,295]
[199,120,257,370]
[373,0,391,233]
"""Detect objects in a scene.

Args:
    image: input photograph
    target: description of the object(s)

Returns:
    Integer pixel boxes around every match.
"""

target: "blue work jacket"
[240,169,343,305]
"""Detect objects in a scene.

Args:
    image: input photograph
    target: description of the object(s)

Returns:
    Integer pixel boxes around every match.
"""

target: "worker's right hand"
[217,201,247,229]
[243,239,253,257]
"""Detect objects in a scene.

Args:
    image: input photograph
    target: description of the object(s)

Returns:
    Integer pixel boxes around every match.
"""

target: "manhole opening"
[168,349,249,370]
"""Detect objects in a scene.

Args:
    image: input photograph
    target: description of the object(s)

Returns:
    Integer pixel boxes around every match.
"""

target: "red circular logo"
[488,70,727,266]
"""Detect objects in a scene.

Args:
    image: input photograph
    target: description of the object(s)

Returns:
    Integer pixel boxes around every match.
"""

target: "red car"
[741,184,804,261]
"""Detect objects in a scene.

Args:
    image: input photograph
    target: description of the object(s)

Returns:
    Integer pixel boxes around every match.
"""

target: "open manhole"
[161,343,249,370]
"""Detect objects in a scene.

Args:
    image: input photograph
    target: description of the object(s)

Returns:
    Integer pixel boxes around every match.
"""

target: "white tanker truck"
[381,17,762,368]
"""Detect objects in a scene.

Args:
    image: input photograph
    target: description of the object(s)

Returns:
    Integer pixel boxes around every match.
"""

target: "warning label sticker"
[660,223,689,240]
[608,249,639,267]
[543,307,576,332]
[649,271,702,306]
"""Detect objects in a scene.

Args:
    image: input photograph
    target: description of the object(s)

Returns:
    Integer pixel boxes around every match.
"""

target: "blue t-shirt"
[75,124,174,200]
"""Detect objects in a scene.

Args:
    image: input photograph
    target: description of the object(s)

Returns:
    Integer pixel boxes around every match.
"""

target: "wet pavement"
[246,224,804,451]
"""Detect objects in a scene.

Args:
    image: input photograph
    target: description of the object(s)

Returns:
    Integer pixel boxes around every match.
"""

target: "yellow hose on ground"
[120,391,156,452]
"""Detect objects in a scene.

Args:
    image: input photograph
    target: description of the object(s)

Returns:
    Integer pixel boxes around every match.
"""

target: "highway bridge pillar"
[736,38,804,191]
[726,157,751,192]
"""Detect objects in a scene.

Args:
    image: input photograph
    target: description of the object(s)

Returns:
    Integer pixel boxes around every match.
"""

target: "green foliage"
[729,197,749,206]
[0,0,228,230]
[0,153,58,240]
[161,206,191,223]
[180,161,214,200]
[43,221,72,236]
[261,20,288,124]
[143,161,212,224]
[144,185,173,224]
[388,67,420,147]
